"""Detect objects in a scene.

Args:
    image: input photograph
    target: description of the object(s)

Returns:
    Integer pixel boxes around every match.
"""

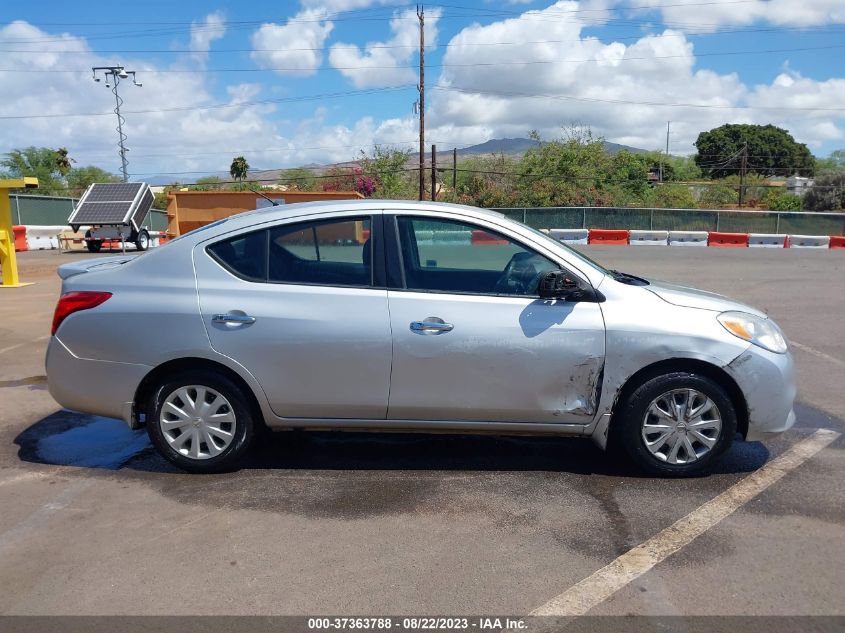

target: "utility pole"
[452,147,457,191]
[739,143,748,208]
[91,65,142,182]
[662,121,670,182]
[417,5,425,201]
[431,144,436,201]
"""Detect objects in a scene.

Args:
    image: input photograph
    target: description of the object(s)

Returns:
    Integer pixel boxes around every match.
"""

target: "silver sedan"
[46,201,795,475]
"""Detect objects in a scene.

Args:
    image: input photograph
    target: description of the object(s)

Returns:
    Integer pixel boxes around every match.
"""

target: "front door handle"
[212,313,256,325]
[410,318,454,334]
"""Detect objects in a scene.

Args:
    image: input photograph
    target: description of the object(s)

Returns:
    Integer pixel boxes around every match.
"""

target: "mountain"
[143,137,650,184]
[438,137,648,159]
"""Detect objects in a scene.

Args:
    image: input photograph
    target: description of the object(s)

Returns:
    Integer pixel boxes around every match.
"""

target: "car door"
[385,214,606,424]
[194,213,392,420]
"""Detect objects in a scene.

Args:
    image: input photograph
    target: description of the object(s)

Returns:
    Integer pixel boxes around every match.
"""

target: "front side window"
[396,217,558,296]
[269,217,372,286]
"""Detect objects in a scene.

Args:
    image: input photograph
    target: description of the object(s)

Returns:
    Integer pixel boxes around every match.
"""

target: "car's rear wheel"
[613,372,737,476]
[147,370,254,473]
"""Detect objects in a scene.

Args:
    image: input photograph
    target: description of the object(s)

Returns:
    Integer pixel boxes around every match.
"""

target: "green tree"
[65,165,121,196]
[0,146,72,194]
[516,130,616,206]
[229,156,249,182]
[694,124,814,178]
[278,168,318,191]
[803,172,845,211]
[359,145,413,198]
[815,149,845,173]
[193,175,225,191]
[647,183,697,209]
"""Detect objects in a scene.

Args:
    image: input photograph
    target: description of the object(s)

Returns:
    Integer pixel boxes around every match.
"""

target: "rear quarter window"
[207,230,268,282]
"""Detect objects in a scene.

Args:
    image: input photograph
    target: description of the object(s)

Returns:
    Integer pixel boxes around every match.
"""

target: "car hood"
[643,279,768,318]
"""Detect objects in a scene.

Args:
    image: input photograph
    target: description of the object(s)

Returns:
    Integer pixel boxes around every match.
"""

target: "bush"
[766,192,803,211]
[803,172,845,211]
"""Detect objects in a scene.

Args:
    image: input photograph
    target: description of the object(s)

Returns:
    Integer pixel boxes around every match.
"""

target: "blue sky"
[1,0,844,180]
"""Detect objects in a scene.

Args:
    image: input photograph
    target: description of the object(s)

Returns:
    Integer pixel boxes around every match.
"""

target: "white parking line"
[790,341,845,370]
[0,335,49,356]
[530,428,840,616]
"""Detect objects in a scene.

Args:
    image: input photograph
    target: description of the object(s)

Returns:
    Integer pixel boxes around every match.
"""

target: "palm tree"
[230,156,249,182]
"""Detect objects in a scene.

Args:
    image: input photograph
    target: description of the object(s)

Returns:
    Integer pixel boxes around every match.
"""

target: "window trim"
[385,213,585,299]
[205,215,382,290]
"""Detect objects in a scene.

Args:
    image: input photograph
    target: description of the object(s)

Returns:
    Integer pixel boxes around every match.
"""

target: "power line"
[4,23,841,53]
[0,85,414,120]
[6,42,845,74]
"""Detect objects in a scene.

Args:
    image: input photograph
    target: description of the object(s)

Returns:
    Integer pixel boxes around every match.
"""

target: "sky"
[1,0,845,182]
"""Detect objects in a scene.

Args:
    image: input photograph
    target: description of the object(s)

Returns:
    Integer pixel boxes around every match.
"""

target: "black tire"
[135,229,149,252]
[85,230,102,253]
[611,372,737,477]
[147,370,255,473]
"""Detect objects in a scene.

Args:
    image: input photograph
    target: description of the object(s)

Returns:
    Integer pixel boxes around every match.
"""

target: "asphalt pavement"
[0,246,843,619]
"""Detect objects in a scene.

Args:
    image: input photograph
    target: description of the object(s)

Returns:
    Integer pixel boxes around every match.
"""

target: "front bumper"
[724,344,796,441]
[46,336,151,426]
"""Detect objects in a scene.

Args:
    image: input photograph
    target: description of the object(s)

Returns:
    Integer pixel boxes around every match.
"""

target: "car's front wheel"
[147,371,255,473]
[613,372,737,476]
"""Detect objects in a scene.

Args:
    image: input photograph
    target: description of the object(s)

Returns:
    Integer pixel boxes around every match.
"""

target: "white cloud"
[250,9,334,77]
[421,0,845,154]
[329,8,441,88]
[0,21,282,178]
[629,0,845,32]
[189,12,226,66]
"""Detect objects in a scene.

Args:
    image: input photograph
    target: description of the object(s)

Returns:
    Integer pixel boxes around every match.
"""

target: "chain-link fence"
[494,207,845,236]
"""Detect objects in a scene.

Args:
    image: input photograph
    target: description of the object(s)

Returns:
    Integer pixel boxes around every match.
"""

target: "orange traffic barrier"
[830,236,845,249]
[471,229,508,245]
[12,225,27,252]
[588,229,629,245]
[708,232,748,247]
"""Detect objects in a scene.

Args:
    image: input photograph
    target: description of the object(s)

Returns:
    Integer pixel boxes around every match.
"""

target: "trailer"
[68,182,155,253]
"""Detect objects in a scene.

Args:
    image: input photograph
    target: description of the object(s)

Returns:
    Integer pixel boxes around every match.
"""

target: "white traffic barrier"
[629,230,668,246]
[788,234,831,249]
[549,228,588,245]
[668,230,708,246]
[24,225,65,250]
[748,233,787,248]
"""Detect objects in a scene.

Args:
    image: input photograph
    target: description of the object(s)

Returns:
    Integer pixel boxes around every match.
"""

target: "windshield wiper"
[610,269,650,286]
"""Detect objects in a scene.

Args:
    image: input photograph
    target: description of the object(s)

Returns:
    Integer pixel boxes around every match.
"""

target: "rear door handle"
[212,313,256,324]
[410,318,454,334]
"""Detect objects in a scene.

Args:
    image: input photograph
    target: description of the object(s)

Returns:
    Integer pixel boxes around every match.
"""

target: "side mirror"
[537,270,602,302]
[537,270,579,299]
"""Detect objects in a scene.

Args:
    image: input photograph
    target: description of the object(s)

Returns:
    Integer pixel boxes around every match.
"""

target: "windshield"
[518,222,611,276]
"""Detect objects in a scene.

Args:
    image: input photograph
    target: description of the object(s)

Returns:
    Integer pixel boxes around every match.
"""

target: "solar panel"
[68,182,154,229]
[82,182,143,203]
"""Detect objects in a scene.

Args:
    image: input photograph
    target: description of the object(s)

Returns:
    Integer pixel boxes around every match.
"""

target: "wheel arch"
[610,358,749,440]
[134,357,267,430]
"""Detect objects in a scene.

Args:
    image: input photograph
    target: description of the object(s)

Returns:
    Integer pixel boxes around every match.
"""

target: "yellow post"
[0,177,39,288]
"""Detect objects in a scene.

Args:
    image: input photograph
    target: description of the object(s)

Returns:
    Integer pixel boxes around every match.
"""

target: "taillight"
[51,291,112,336]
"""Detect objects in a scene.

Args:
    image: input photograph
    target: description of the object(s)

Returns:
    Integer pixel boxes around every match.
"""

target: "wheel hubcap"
[159,385,236,460]
[641,388,722,464]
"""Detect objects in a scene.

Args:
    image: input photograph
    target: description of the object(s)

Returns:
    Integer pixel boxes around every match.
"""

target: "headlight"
[717,311,788,354]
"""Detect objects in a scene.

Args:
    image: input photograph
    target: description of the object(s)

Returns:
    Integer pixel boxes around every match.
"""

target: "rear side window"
[207,230,267,282]
[268,217,372,287]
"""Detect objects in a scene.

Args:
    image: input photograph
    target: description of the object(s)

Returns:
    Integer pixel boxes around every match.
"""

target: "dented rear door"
[386,292,606,424]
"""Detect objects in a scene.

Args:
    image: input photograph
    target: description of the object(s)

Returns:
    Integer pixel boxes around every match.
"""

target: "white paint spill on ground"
[37,417,150,469]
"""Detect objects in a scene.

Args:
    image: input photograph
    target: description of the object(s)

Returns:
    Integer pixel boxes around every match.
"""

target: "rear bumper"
[725,345,797,441]
[46,336,151,426]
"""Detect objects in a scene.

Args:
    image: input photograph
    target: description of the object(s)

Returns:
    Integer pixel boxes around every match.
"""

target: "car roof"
[202,199,505,235]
